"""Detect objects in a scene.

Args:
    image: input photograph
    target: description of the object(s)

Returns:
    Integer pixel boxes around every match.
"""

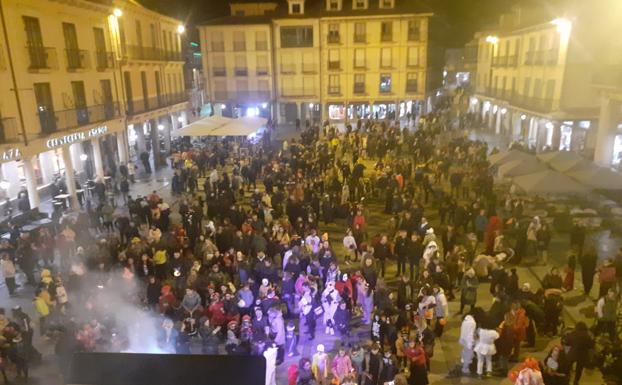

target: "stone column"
[551,122,561,151]
[117,131,129,165]
[149,119,162,168]
[594,96,618,166]
[61,146,79,210]
[92,138,105,180]
[22,157,40,209]
[135,123,147,155]
[495,108,502,134]
[162,118,171,153]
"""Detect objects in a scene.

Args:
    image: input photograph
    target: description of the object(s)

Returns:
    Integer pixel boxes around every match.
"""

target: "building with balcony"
[467,1,620,155]
[0,0,188,211]
[198,0,432,125]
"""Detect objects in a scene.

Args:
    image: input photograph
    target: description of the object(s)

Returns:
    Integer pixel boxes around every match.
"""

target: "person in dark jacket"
[579,248,598,296]
[565,321,594,385]
[146,276,162,311]
[408,233,424,281]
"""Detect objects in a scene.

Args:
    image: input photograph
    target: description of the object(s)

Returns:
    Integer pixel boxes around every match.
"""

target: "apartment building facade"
[198,0,431,125]
[0,0,187,210]
[468,1,618,156]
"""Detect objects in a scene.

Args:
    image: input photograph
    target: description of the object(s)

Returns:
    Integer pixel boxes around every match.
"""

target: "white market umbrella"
[489,149,536,166]
[498,158,548,178]
[513,169,589,195]
[208,116,267,137]
[569,166,622,190]
[171,115,232,136]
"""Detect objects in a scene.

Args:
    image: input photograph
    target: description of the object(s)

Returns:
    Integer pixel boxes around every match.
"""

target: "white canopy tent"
[537,151,584,169]
[568,166,622,190]
[172,116,267,137]
[513,169,589,195]
[497,158,548,178]
[489,149,536,166]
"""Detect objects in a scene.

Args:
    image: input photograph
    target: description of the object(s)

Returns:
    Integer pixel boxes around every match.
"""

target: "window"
[63,23,81,69]
[235,55,247,76]
[212,55,226,76]
[328,74,340,94]
[212,31,224,52]
[354,49,365,68]
[233,31,246,51]
[328,49,340,70]
[328,24,340,44]
[380,0,394,9]
[380,48,392,68]
[291,2,302,14]
[257,55,269,75]
[545,80,555,100]
[328,0,340,10]
[281,53,295,73]
[353,0,367,9]
[214,79,227,100]
[354,23,366,43]
[379,74,391,93]
[533,79,542,98]
[406,73,417,92]
[280,26,313,48]
[407,47,419,67]
[34,82,55,133]
[408,20,420,41]
[135,20,143,48]
[256,31,268,50]
[381,22,393,42]
[354,73,365,93]
[523,77,531,96]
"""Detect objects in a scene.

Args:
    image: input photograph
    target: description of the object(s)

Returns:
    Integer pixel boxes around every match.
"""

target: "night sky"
[140,0,519,48]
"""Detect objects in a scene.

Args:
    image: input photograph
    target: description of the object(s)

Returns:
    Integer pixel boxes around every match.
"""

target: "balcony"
[511,94,555,113]
[65,49,90,70]
[592,65,622,90]
[256,67,269,76]
[381,33,393,42]
[302,63,317,74]
[256,41,268,51]
[213,68,226,77]
[95,51,115,70]
[38,102,121,133]
[26,46,58,71]
[164,51,183,61]
[327,33,340,44]
[353,83,365,94]
[507,55,518,67]
[492,56,508,67]
[235,67,248,76]
[0,117,20,144]
[233,41,246,52]
[281,64,296,74]
[328,61,341,71]
[406,81,418,93]
[328,86,341,95]
[127,93,187,115]
[354,34,366,43]
[126,45,163,61]
[212,41,225,52]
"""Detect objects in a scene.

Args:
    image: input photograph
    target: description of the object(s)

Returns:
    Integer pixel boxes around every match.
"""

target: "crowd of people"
[0,109,619,385]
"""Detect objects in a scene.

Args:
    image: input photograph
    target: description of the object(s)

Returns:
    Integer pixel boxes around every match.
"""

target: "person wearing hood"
[268,306,286,364]
[459,314,476,375]
[474,320,500,377]
[460,268,478,314]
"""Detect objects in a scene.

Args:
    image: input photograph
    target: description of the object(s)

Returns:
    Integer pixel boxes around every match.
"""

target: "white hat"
[316,344,325,352]
[261,278,269,286]
[522,282,531,291]
[426,228,434,235]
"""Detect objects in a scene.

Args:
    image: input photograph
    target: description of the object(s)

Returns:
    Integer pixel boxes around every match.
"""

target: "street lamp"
[113,8,123,17]
[80,154,88,161]
[177,25,186,34]
[485,35,499,44]
[158,124,164,131]
[551,18,571,34]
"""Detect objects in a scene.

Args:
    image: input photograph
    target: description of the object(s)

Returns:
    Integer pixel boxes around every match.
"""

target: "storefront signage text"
[1,148,20,162]
[46,126,109,149]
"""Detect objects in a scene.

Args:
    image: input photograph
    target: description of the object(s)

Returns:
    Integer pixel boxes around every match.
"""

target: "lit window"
[379,74,391,93]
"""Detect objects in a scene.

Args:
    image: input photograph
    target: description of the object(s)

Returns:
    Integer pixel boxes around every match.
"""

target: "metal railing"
[328,34,340,44]
[511,94,555,112]
[0,117,20,143]
[354,34,366,43]
[213,68,226,77]
[26,46,57,70]
[281,64,296,74]
[211,42,225,52]
[95,51,114,70]
[37,102,120,133]
[164,51,183,61]
[353,83,365,94]
[235,67,248,76]
[125,45,182,61]
[65,48,90,70]
[492,56,507,67]
[328,61,340,70]
[233,41,246,51]
[127,93,187,115]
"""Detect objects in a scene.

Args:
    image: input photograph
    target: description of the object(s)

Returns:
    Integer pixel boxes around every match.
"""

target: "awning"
[172,116,267,137]
[489,149,536,166]
[568,166,622,190]
[513,169,589,195]
[497,158,548,178]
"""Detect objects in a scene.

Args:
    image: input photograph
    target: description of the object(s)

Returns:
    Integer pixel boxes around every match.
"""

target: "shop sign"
[1,148,20,162]
[46,126,109,149]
